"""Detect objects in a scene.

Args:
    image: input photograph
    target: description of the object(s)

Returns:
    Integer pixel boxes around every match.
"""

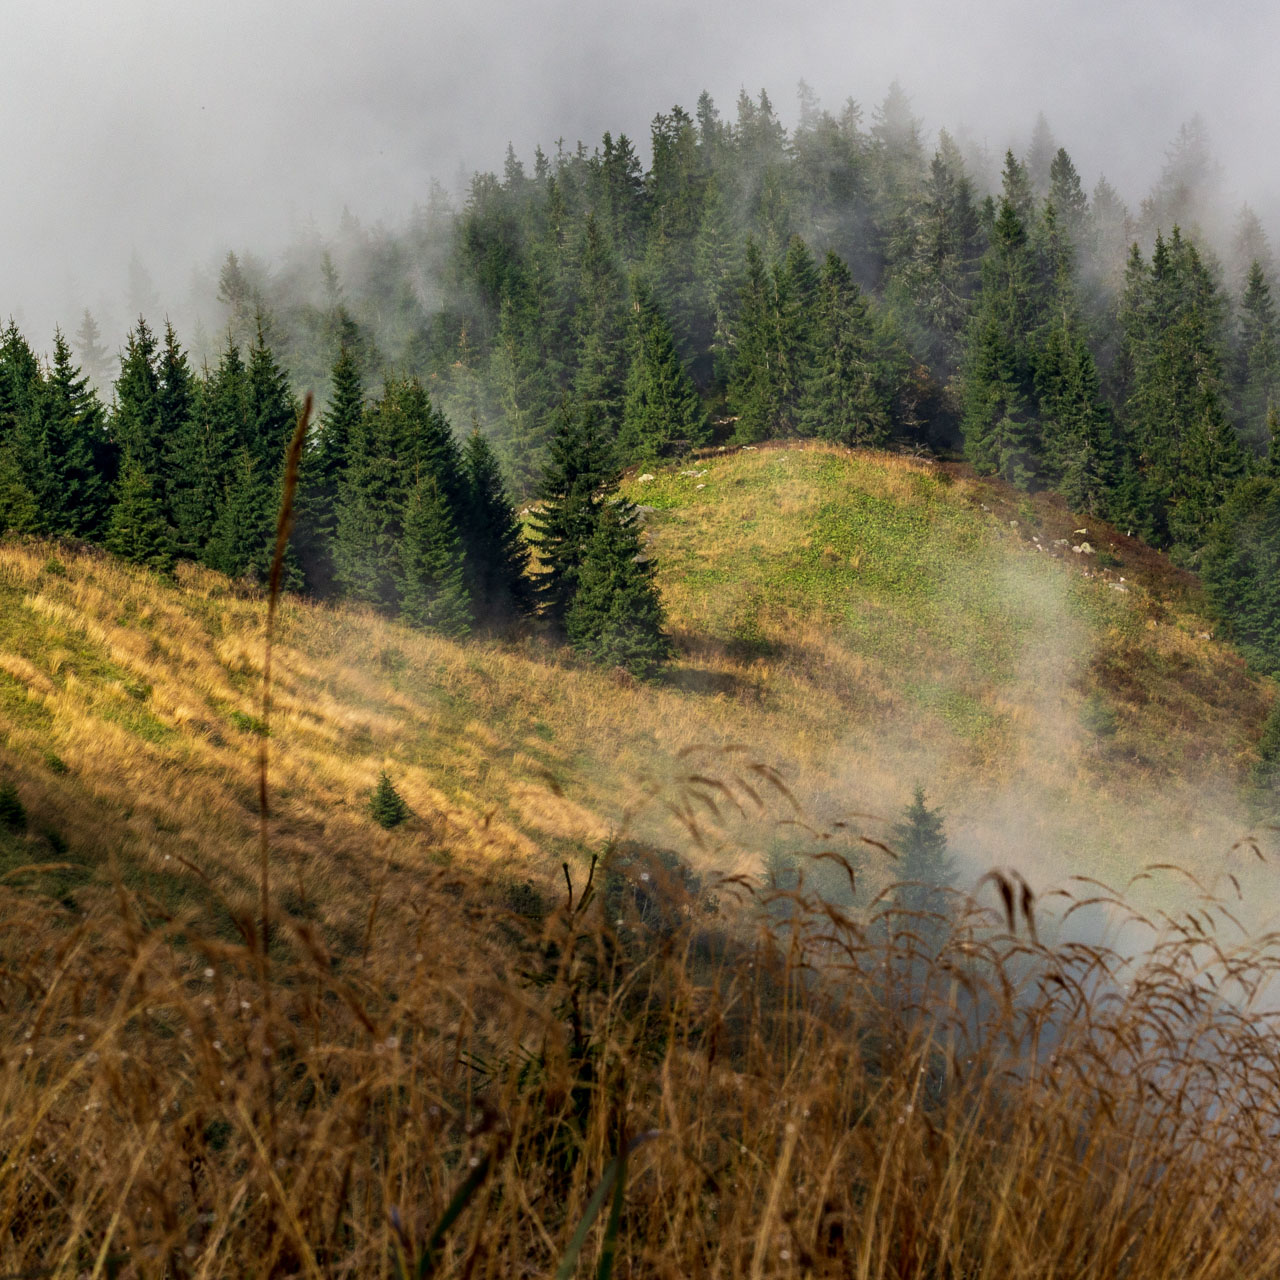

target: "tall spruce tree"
[1201,475,1280,674]
[962,200,1040,488]
[112,318,164,474]
[202,329,299,581]
[34,331,113,538]
[397,474,472,637]
[460,428,533,623]
[296,340,364,596]
[564,500,672,676]
[1119,228,1245,557]
[727,237,784,442]
[334,377,423,608]
[0,321,45,535]
[73,309,113,392]
[108,318,175,560]
[1236,260,1280,453]
[529,399,618,624]
[334,377,469,613]
[169,342,248,559]
[800,251,892,445]
[105,459,175,571]
[616,280,708,461]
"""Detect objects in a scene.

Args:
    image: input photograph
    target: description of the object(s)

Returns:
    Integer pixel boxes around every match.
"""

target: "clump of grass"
[228,708,269,736]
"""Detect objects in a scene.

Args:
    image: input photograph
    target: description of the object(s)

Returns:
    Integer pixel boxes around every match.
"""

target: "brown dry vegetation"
[2,444,1280,1275]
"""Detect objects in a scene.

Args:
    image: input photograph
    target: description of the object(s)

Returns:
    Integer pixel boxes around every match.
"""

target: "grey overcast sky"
[2,0,1276,347]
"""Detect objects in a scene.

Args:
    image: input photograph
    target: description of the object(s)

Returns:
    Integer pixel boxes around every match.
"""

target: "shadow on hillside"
[665,629,775,700]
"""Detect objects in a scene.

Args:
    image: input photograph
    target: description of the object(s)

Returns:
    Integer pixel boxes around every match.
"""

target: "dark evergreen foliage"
[891,784,955,923]
[617,280,709,461]
[369,771,410,829]
[295,339,364,595]
[8,88,1280,675]
[1201,476,1280,674]
[528,399,618,624]
[34,332,112,538]
[105,459,175,572]
[398,474,471,637]
[460,429,534,623]
[564,500,672,676]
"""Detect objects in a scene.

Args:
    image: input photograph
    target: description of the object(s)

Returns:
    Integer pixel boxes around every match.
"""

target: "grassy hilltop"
[0,442,1269,923]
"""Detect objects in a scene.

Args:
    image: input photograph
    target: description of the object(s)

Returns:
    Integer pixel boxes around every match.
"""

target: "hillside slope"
[0,443,1271,928]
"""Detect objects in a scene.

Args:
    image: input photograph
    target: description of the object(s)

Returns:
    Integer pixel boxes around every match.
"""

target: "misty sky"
[4,0,1277,349]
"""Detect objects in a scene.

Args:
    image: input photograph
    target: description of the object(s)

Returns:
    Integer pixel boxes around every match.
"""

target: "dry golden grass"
[6,831,1280,1277]
[0,445,1272,929]
[2,442,1280,1274]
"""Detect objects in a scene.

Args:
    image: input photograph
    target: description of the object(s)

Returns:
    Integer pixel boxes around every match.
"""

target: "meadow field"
[2,444,1279,1276]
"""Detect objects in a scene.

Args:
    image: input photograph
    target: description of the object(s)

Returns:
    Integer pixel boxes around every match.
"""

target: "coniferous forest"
[4,85,1280,672]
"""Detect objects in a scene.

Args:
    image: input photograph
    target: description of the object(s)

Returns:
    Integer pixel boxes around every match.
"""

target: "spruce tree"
[572,213,628,432]
[334,377,469,614]
[204,448,274,580]
[1236,260,1280,453]
[105,459,175,571]
[1119,228,1244,557]
[726,235,819,442]
[0,321,44,523]
[296,340,364,596]
[800,251,892,446]
[112,318,164,473]
[109,318,177,553]
[35,331,113,538]
[727,238,784,442]
[1048,147,1089,248]
[1034,258,1118,516]
[73,309,113,392]
[369,771,410,828]
[1201,475,1280,673]
[891,784,955,925]
[170,342,247,559]
[199,330,299,582]
[564,500,672,677]
[616,281,709,461]
[0,445,37,535]
[962,200,1041,488]
[397,474,472,637]
[528,399,618,624]
[1038,323,1118,516]
[334,378,422,608]
[460,428,534,623]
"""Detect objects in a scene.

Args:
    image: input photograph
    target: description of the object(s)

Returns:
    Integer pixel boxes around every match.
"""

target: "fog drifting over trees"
[4,0,1279,348]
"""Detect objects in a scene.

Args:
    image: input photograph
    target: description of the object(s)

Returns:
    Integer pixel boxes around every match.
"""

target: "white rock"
[638,473,655,483]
